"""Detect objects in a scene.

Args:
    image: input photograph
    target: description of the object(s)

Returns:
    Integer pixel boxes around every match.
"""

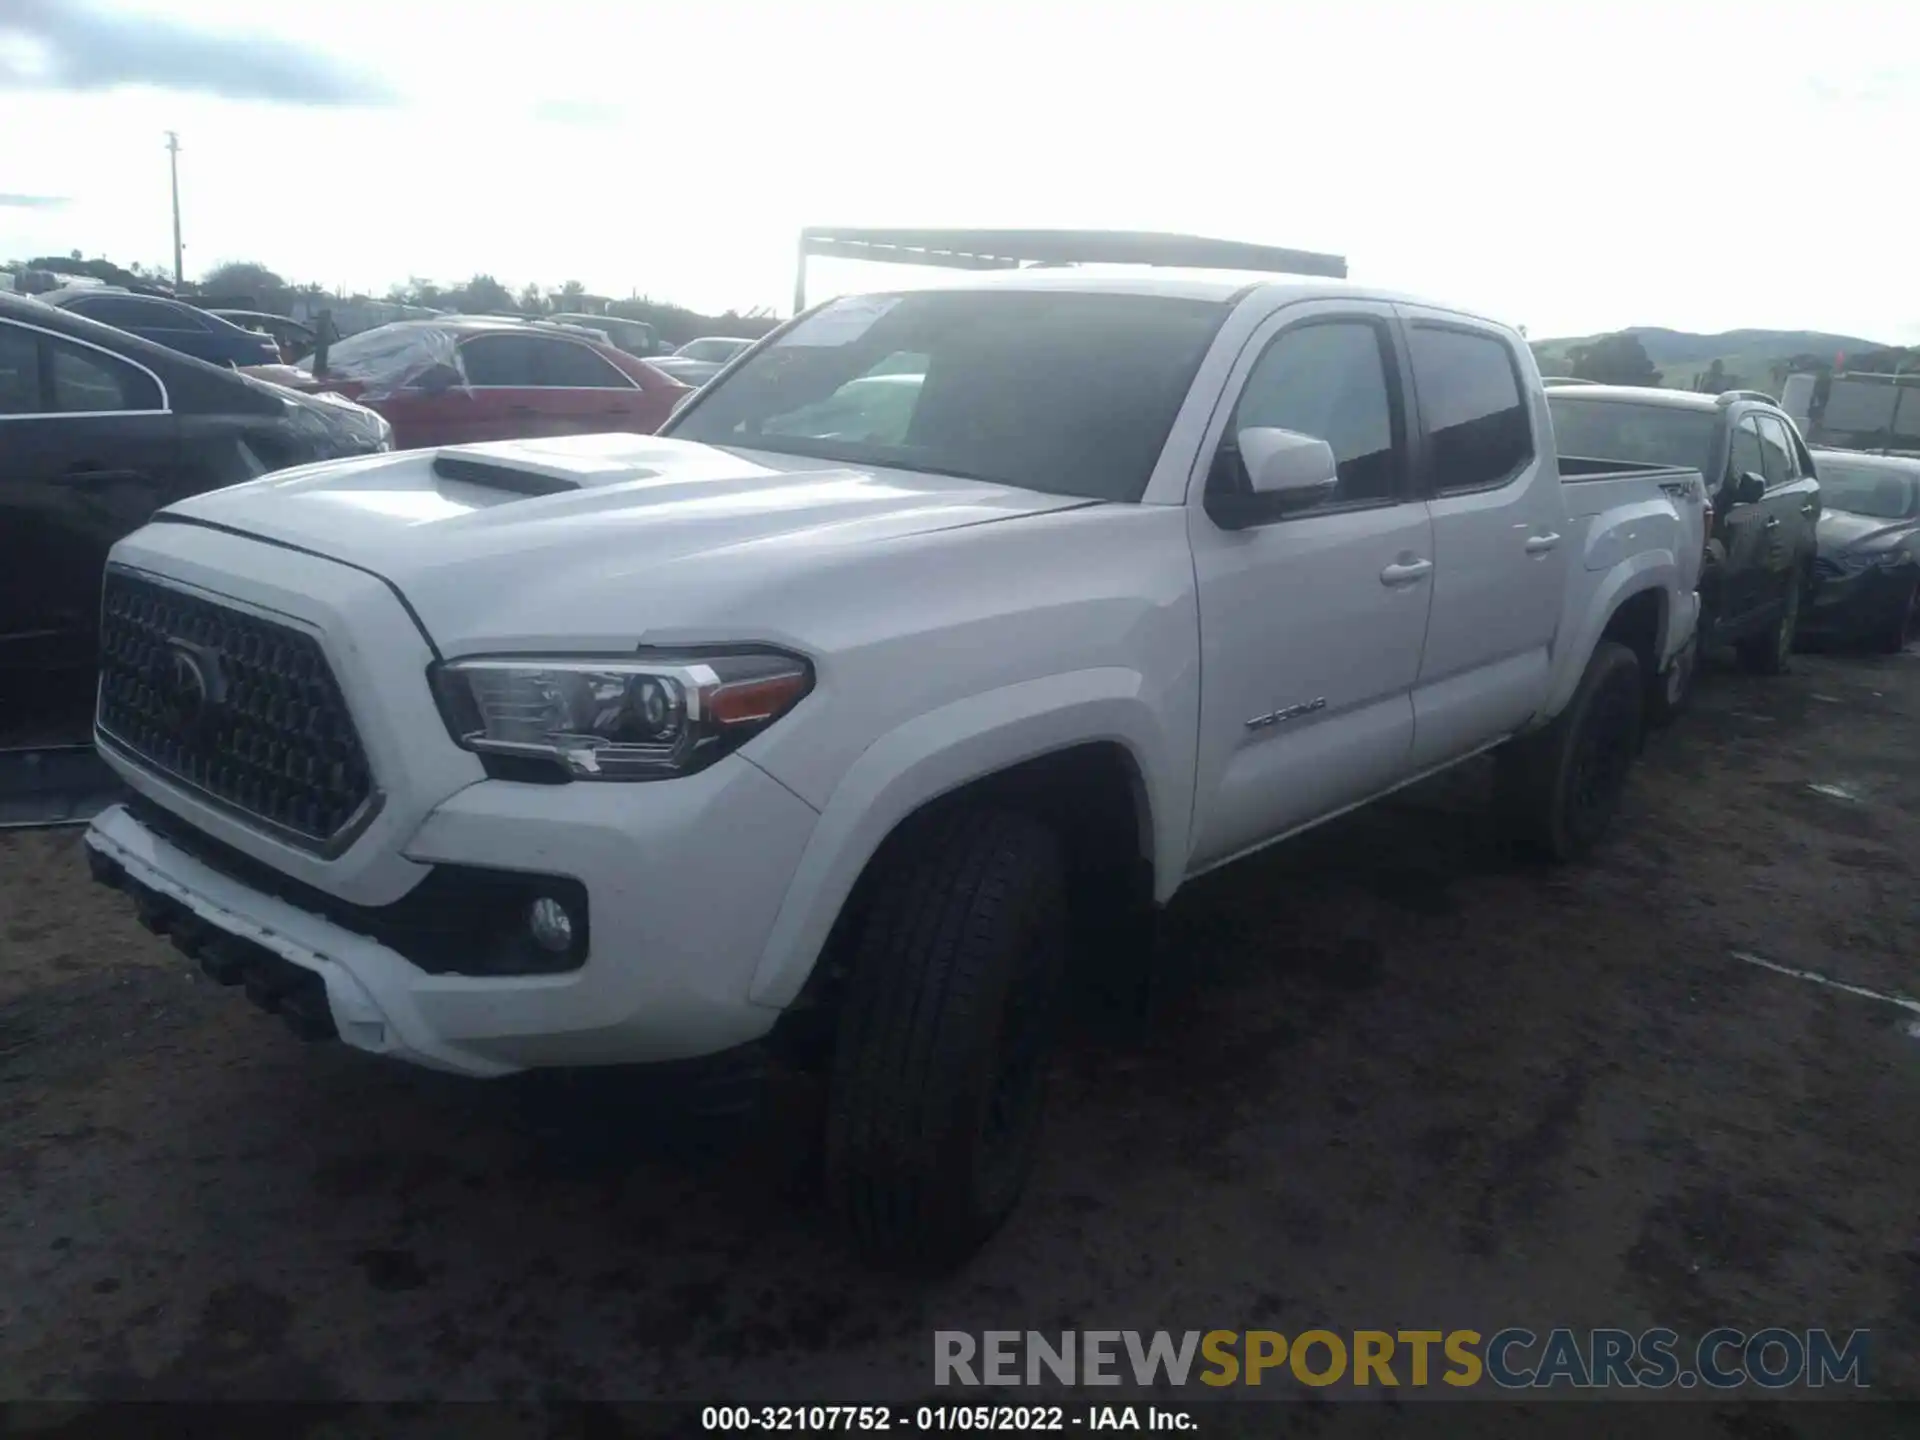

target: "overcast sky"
[2,0,1915,341]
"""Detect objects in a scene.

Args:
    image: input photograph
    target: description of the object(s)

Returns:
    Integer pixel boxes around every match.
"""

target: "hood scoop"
[432,454,582,497]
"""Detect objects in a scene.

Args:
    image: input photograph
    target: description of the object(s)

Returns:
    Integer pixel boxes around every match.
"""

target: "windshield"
[1547,396,1720,476]
[667,290,1229,501]
[1815,457,1920,520]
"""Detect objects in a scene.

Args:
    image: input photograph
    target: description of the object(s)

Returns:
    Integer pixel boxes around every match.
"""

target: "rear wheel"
[1872,578,1919,654]
[1738,572,1800,674]
[1496,641,1644,862]
[825,808,1068,1270]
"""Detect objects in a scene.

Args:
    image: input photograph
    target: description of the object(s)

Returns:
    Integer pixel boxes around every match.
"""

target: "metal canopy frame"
[793,227,1347,312]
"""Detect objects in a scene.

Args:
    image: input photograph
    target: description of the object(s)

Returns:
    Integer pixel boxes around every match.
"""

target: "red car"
[246,316,691,450]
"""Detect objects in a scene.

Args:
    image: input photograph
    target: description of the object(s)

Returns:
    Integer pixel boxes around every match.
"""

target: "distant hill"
[1531,326,1890,394]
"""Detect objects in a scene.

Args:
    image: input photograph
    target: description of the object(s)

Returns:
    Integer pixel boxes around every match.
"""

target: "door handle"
[1380,558,1433,587]
[1799,503,1816,516]
[1764,517,1781,530]
[1524,532,1562,554]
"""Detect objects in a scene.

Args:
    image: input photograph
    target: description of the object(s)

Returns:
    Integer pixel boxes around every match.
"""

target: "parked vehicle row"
[81,267,1709,1269]
[36,286,281,368]
[255,315,692,450]
[1545,379,1920,655]
[645,334,755,387]
[1803,449,1920,650]
[0,294,391,684]
[208,309,317,365]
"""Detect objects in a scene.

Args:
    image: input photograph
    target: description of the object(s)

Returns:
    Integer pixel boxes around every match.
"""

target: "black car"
[38,287,281,369]
[1803,450,1920,652]
[1547,385,1821,674]
[208,309,318,364]
[0,294,392,687]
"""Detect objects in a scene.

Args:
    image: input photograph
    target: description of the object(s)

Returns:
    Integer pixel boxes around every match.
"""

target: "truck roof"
[853,264,1497,322]
[1543,384,1724,411]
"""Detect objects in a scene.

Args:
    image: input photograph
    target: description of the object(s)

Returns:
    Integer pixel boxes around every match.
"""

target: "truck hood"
[157,433,1095,648]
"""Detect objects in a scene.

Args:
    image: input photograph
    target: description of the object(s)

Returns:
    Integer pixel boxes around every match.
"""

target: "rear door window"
[1407,326,1534,493]
[73,296,205,331]
[48,338,163,412]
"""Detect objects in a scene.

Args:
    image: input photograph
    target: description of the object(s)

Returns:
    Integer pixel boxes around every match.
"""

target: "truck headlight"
[430,650,813,780]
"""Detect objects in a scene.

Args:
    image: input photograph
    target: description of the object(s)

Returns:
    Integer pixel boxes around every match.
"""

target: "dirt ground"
[2,648,1917,1427]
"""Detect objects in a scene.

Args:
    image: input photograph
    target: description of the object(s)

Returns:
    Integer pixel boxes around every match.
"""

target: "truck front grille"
[96,570,376,850]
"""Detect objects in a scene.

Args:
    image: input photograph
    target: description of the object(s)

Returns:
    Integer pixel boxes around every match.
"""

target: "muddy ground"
[2,649,1917,1431]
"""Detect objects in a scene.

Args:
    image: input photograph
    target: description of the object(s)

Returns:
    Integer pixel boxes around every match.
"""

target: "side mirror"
[1239,427,1340,508]
[1731,471,1767,506]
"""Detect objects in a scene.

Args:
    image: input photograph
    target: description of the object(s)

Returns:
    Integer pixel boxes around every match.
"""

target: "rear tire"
[1496,641,1644,862]
[1737,573,1800,674]
[825,808,1068,1271]
[1872,578,1918,654]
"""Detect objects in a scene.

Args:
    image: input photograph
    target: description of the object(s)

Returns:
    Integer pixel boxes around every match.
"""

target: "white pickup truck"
[83,269,1706,1267]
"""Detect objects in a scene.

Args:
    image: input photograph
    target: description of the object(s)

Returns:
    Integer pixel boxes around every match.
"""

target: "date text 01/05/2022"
[701,1404,1195,1431]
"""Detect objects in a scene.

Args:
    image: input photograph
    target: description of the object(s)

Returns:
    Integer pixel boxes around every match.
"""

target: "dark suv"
[1547,384,1821,673]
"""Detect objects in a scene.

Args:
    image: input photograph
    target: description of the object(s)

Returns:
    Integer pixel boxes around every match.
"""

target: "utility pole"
[165,131,184,286]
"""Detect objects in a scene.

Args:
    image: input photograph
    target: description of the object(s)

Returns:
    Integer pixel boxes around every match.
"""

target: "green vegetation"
[6,252,779,346]
[1531,326,1911,397]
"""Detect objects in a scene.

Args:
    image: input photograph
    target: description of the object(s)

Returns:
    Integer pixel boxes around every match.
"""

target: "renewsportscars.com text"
[934,1328,1870,1390]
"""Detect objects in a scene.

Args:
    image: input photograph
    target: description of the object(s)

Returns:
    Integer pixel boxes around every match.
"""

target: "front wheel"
[1495,640,1644,862]
[825,808,1068,1270]
[1737,572,1801,674]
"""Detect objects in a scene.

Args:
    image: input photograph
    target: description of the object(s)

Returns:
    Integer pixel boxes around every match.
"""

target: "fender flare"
[1541,550,1680,721]
[746,668,1185,1009]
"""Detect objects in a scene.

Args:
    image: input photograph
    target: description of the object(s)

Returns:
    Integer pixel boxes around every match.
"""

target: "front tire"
[825,808,1068,1270]
[1496,640,1644,862]
[1738,571,1801,674]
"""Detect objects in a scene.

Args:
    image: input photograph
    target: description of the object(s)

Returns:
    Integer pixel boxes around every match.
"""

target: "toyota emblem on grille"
[157,639,225,734]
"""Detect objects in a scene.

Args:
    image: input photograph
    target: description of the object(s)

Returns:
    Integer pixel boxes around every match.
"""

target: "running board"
[0,745,130,832]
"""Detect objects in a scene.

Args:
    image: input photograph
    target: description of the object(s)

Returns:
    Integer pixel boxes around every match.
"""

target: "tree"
[1690,358,1745,394]
[516,281,545,313]
[28,254,143,286]
[556,279,586,304]
[200,260,289,310]
[1565,332,1662,387]
[444,273,514,314]
[390,276,444,309]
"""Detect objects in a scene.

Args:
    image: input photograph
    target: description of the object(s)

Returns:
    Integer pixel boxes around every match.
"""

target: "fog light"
[527,897,576,955]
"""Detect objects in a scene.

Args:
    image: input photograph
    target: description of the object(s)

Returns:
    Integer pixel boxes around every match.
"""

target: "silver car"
[646,335,755,387]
